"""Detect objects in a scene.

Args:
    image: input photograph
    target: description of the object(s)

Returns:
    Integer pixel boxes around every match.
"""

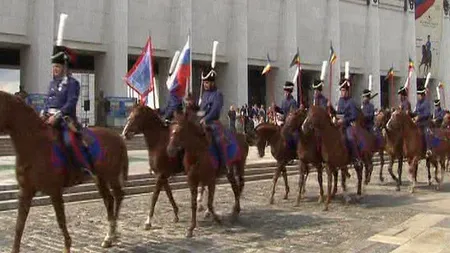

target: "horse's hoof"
[185,230,194,238]
[101,239,113,248]
[144,223,152,230]
[283,194,289,200]
[395,186,401,192]
[322,206,329,212]
[213,215,222,225]
[203,210,211,219]
[198,205,205,212]
[428,181,432,186]
[269,198,274,205]
[379,177,385,182]
[436,185,441,191]
[318,197,324,203]
[173,216,179,223]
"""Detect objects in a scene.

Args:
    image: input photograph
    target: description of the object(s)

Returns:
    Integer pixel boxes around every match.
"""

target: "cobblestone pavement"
[0,163,449,253]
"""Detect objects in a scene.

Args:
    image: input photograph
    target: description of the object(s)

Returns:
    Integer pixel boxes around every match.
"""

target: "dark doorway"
[299,70,315,107]
[248,66,266,107]
[0,48,20,66]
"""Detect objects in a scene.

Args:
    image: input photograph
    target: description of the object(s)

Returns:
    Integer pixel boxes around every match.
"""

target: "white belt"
[48,108,61,115]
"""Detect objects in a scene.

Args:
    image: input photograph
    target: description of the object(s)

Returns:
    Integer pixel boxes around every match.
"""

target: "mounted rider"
[274,81,298,126]
[159,50,184,123]
[398,86,411,113]
[41,13,95,173]
[312,61,330,110]
[433,88,445,127]
[412,75,432,157]
[336,61,361,164]
[360,75,378,132]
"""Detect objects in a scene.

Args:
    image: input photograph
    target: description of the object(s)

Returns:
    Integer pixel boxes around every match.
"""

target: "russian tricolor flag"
[166,36,191,99]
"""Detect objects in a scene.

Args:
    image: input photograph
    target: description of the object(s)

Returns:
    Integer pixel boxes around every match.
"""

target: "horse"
[374,109,405,190]
[254,122,298,204]
[166,112,248,237]
[121,105,183,230]
[302,105,365,211]
[386,109,444,193]
[0,91,128,252]
[283,108,350,205]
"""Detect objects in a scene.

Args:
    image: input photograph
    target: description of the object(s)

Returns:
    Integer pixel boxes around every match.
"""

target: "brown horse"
[302,105,365,211]
[283,108,350,205]
[167,113,248,237]
[254,122,297,204]
[386,109,443,192]
[121,105,182,230]
[0,91,128,252]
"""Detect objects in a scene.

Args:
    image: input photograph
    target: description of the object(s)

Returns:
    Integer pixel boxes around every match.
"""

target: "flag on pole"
[408,57,415,70]
[385,66,394,81]
[124,36,154,104]
[166,36,191,99]
[289,48,301,68]
[329,42,337,65]
[262,53,272,75]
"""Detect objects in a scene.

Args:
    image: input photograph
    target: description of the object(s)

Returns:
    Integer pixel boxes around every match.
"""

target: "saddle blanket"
[208,122,241,169]
[51,126,103,175]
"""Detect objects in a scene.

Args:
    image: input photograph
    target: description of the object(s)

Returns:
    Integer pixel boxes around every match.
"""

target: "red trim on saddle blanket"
[212,120,242,166]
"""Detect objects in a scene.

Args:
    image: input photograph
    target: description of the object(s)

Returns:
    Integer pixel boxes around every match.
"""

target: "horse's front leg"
[281,164,290,200]
[426,158,432,185]
[295,161,308,206]
[324,166,333,211]
[50,193,72,253]
[269,162,283,204]
[12,188,35,253]
[144,174,164,230]
[379,150,385,182]
[186,177,199,238]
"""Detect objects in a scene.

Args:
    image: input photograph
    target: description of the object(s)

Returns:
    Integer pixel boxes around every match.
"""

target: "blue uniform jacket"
[281,95,298,115]
[159,93,182,120]
[337,97,358,128]
[361,101,375,130]
[44,75,80,119]
[200,88,223,124]
[313,93,328,109]
[413,99,431,128]
[434,107,446,122]
[401,99,411,112]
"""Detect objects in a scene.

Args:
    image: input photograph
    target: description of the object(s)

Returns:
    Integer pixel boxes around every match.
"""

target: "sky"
[0,68,20,93]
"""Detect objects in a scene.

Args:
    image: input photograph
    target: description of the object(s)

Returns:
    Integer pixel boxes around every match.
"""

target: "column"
[327,0,341,106]
[95,0,128,98]
[20,0,55,94]
[223,0,248,119]
[402,1,417,108]
[274,0,297,105]
[364,0,381,108]
[439,5,450,109]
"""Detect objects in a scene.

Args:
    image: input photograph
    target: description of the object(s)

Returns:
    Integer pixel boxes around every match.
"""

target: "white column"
[274,0,297,105]
[20,0,55,94]
[327,0,341,106]
[364,0,381,108]
[402,2,417,108]
[223,0,248,120]
[439,7,450,109]
[96,0,128,97]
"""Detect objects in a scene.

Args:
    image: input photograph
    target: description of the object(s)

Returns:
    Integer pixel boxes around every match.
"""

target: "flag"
[124,36,154,103]
[166,36,191,99]
[438,82,444,89]
[384,66,394,81]
[262,53,272,75]
[408,57,415,70]
[289,48,301,68]
[329,42,337,64]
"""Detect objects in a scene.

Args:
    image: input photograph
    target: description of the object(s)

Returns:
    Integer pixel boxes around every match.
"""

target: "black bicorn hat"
[434,99,441,106]
[312,79,323,91]
[201,65,216,82]
[339,77,350,90]
[284,81,294,92]
[397,86,408,96]
[51,45,76,68]
[416,78,426,94]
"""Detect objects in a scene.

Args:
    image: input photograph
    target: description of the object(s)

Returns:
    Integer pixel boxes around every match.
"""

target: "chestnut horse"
[167,113,249,237]
[302,106,366,211]
[283,108,350,205]
[386,109,443,192]
[0,91,128,252]
[121,105,182,230]
[254,122,297,204]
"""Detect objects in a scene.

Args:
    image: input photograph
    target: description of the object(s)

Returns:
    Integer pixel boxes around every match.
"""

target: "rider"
[336,77,361,164]
[41,45,95,173]
[398,86,411,113]
[433,99,445,127]
[412,79,432,157]
[199,65,230,170]
[274,81,298,126]
[158,90,183,123]
[361,89,376,132]
[312,79,328,109]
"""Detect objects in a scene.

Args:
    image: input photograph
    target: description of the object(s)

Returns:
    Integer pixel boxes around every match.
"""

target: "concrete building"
[0,0,449,126]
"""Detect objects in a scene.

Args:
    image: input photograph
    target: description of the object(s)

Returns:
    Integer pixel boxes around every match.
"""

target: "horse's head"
[121,104,161,140]
[166,113,209,157]
[386,108,406,132]
[283,108,308,136]
[254,123,278,158]
[302,105,329,135]
[374,108,391,130]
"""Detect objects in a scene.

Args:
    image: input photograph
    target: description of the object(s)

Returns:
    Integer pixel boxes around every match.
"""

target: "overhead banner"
[415,0,443,77]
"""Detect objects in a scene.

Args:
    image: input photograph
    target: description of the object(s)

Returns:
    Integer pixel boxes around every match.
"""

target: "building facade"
[0,0,449,125]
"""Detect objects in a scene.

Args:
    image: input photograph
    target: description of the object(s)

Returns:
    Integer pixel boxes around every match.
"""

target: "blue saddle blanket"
[51,126,103,174]
[208,122,241,169]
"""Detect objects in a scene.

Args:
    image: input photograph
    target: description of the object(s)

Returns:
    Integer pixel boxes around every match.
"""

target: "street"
[0,161,449,253]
